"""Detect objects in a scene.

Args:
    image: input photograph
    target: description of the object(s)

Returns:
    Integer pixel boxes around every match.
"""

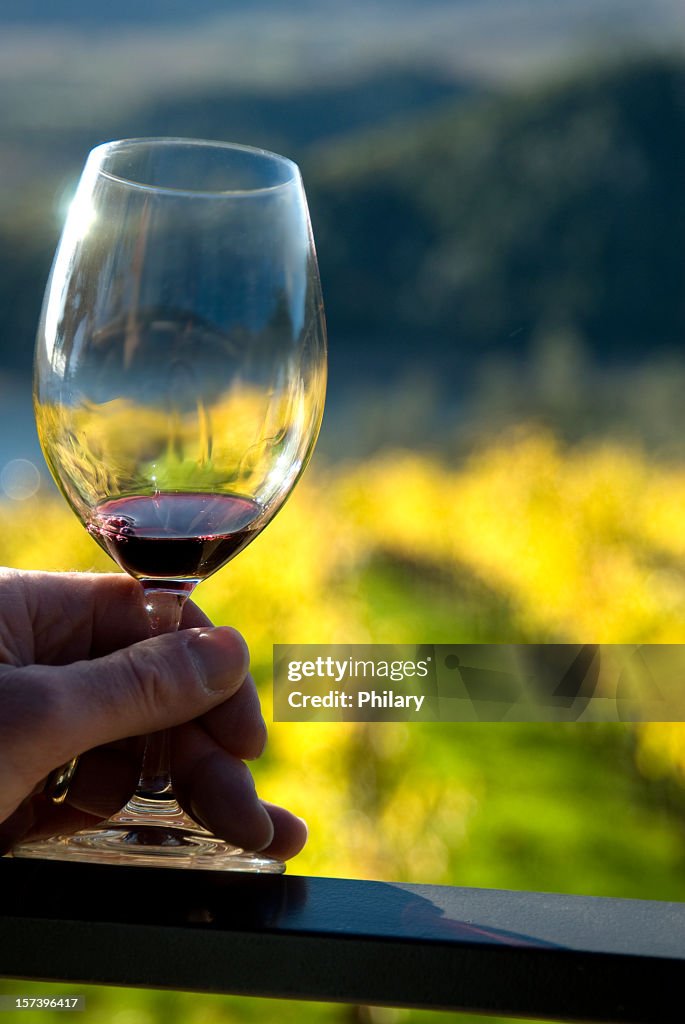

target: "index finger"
[89,576,213,654]
[88,575,213,656]
[11,570,212,663]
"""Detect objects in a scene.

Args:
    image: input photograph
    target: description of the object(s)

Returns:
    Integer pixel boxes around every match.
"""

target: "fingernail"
[187,628,249,694]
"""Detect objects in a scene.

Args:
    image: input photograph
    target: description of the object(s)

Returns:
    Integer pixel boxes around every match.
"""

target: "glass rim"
[88,137,301,198]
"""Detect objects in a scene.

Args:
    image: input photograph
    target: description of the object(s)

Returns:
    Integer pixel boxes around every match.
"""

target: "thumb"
[0,627,249,787]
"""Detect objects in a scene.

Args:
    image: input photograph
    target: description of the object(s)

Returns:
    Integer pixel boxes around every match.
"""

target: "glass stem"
[124,589,187,814]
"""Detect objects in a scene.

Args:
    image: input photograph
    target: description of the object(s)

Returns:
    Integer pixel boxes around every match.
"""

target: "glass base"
[12,798,285,873]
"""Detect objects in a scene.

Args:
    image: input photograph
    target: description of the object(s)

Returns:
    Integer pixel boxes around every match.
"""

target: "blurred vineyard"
[3,428,685,1024]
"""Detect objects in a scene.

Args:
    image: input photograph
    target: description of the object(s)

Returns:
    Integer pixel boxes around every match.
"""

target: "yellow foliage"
[338,430,685,643]
[2,425,685,878]
[36,381,323,519]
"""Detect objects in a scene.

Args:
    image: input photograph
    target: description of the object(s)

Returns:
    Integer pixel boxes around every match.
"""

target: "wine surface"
[88,492,263,583]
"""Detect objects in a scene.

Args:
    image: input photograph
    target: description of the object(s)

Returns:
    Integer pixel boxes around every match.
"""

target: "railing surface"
[0,858,683,1023]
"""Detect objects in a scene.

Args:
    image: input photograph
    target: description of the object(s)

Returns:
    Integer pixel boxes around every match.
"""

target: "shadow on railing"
[1,858,683,1023]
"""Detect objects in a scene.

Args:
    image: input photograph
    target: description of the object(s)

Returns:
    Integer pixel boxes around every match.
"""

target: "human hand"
[0,569,307,859]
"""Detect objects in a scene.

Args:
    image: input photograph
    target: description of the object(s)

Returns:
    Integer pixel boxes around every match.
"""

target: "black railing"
[1,858,683,1023]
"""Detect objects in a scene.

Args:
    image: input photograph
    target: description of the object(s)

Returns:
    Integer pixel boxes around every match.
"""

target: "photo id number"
[0,996,85,1011]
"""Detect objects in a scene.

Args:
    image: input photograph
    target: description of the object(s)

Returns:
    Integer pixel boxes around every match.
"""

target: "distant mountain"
[1,0,681,126]
[0,65,477,200]
[306,55,685,362]
[125,69,476,154]
[0,65,477,375]
[0,55,682,383]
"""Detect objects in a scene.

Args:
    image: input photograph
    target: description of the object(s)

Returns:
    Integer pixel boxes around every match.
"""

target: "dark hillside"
[307,56,685,362]
[0,56,682,379]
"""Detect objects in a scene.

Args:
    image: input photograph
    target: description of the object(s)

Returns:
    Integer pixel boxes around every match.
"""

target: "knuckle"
[121,644,174,718]
[0,668,67,780]
[0,669,63,735]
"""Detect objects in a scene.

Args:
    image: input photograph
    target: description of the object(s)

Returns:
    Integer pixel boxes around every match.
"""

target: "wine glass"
[13,138,326,871]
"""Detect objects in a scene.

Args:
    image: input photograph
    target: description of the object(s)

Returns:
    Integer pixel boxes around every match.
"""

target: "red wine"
[88,492,263,584]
